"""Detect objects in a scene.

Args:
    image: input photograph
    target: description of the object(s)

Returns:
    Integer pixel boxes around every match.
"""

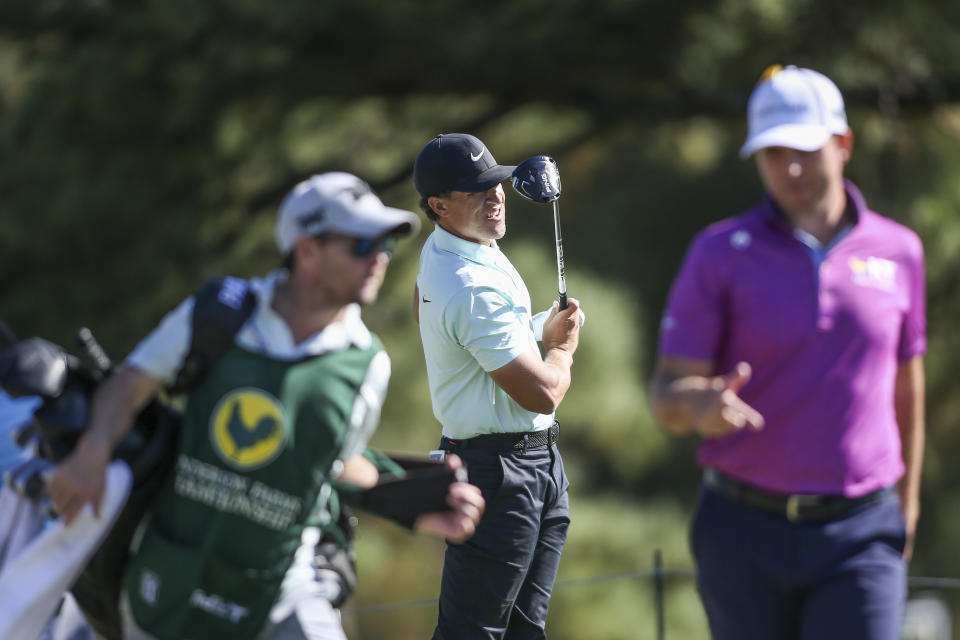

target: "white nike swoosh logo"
[470,147,485,162]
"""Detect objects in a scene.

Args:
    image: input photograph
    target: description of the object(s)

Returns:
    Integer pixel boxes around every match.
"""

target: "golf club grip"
[556,247,567,309]
[552,200,568,310]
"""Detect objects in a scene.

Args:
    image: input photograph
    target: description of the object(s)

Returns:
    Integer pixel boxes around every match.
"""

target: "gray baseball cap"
[275,172,421,254]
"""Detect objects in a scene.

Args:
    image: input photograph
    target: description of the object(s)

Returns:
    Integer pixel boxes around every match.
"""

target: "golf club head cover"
[511,155,561,203]
[341,460,468,529]
[0,338,71,400]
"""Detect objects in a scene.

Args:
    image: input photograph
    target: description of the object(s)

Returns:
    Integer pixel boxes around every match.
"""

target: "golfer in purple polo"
[649,65,926,639]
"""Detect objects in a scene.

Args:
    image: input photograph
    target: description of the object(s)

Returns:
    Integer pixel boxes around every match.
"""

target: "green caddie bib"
[123,340,382,639]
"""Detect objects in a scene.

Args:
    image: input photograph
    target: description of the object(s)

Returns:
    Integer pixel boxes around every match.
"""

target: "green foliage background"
[3,1,960,638]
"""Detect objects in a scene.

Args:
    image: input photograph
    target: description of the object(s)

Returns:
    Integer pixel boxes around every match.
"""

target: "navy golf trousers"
[691,482,907,640]
[433,441,569,640]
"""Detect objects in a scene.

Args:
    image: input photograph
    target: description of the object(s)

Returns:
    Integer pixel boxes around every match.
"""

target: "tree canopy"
[3,2,960,637]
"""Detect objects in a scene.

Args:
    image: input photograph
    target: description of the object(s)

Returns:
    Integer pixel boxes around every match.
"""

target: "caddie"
[46,172,484,640]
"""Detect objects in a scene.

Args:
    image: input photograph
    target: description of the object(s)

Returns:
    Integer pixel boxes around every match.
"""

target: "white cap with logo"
[275,172,421,254]
[740,65,849,158]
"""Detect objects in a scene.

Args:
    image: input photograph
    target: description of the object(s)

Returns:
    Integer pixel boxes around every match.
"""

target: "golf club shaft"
[552,200,568,310]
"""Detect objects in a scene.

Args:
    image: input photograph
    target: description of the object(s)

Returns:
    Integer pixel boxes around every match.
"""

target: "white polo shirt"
[416,225,556,439]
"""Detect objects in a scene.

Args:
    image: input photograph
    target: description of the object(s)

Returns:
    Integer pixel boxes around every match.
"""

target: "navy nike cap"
[413,133,516,197]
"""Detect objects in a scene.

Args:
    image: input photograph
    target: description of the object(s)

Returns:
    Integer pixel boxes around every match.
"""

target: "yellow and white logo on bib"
[209,388,286,469]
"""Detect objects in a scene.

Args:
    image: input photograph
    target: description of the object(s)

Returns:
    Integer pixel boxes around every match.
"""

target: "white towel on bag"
[0,461,132,640]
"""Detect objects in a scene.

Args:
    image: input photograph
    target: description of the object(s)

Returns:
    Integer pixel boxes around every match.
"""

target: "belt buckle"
[785,494,819,522]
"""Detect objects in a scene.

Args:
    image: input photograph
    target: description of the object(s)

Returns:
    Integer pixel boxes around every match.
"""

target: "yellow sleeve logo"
[209,388,286,469]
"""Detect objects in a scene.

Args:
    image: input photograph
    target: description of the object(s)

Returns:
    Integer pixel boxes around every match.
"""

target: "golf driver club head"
[511,155,561,204]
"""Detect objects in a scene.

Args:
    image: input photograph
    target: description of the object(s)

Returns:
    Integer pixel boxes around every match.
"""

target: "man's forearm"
[338,455,379,489]
[897,407,924,507]
[542,347,573,407]
[648,359,763,438]
[76,365,162,461]
[893,356,924,561]
[488,348,573,415]
[647,375,712,436]
[895,357,925,511]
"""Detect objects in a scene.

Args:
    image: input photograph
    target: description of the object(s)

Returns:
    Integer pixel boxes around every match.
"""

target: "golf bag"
[0,276,256,638]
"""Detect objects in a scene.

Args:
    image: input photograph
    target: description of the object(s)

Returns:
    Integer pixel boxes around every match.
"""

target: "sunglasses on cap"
[316,233,397,258]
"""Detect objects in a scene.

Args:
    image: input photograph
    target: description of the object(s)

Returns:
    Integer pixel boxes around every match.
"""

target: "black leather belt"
[703,468,892,523]
[441,421,559,452]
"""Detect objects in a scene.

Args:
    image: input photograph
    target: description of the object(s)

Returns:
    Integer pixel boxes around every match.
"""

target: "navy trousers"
[433,442,569,640]
[691,484,907,640]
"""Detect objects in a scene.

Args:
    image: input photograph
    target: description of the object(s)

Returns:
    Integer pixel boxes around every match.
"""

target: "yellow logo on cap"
[758,64,784,84]
[209,388,286,469]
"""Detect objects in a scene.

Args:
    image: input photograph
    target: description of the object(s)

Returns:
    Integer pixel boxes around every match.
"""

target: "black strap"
[168,276,257,394]
[342,462,468,529]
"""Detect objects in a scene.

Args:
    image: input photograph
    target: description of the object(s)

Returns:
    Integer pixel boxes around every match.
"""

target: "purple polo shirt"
[659,181,926,497]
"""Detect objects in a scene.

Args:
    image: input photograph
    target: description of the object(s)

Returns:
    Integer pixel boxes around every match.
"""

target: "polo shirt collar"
[760,178,865,233]
[248,270,373,354]
[432,224,501,265]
